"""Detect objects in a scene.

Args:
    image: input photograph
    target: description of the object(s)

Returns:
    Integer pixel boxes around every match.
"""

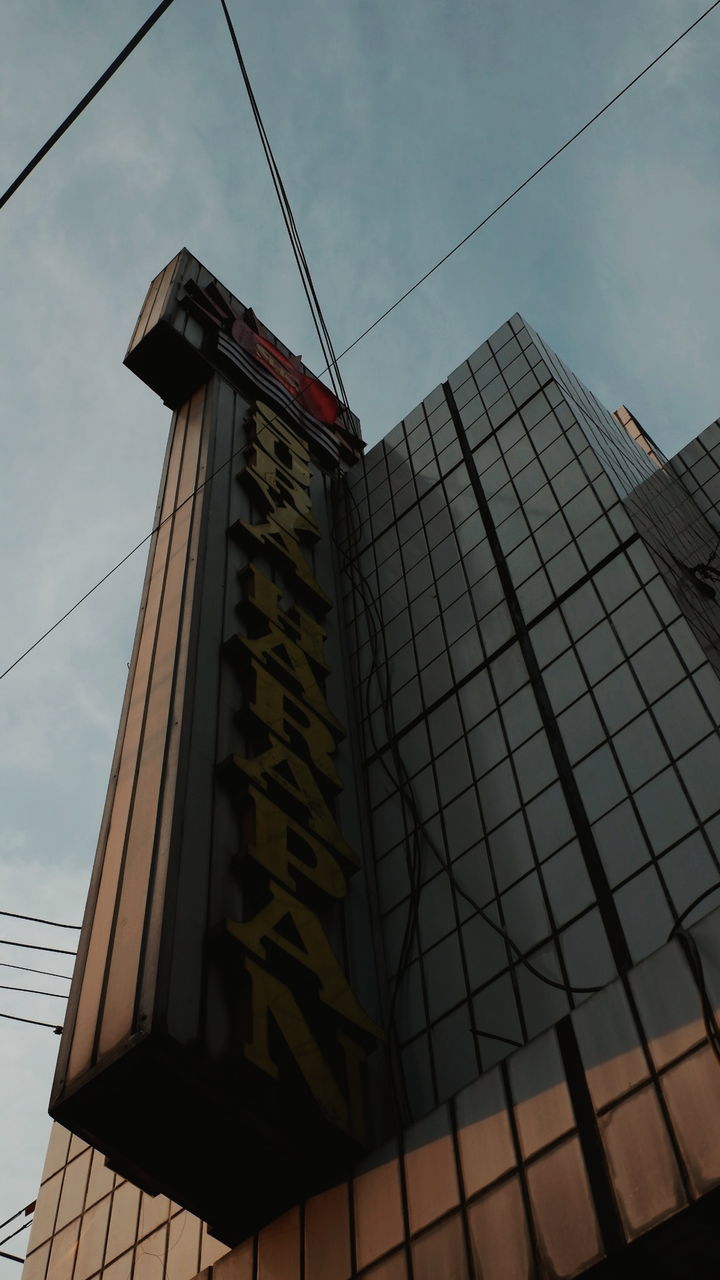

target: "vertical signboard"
[50,251,384,1243]
[223,397,381,1143]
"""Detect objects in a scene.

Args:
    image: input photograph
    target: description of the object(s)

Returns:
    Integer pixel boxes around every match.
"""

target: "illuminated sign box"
[50,251,383,1245]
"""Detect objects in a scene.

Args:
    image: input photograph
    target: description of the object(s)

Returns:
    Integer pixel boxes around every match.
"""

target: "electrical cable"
[3,5,717,688]
[674,929,720,1067]
[476,1030,523,1049]
[0,1251,24,1265]
[401,753,605,996]
[336,477,607,999]
[331,465,601,1132]
[0,910,80,930]
[0,374,350,690]
[0,0,714,1064]
[329,475,421,1121]
[0,1205,34,1236]
[0,426,261,684]
[217,0,351,412]
[702,525,720,568]
[0,962,71,982]
[0,1222,32,1250]
[0,1012,62,1032]
[0,0,178,212]
[340,487,426,1022]
[0,984,67,1000]
[669,885,720,935]
[0,939,75,957]
[322,0,720,373]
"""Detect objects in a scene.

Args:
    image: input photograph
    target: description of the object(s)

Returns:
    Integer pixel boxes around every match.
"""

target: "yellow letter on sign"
[230,625,342,735]
[241,565,328,676]
[231,513,330,613]
[247,786,349,900]
[246,658,342,789]
[228,745,357,870]
[243,956,359,1135]
[227,883,381,1041]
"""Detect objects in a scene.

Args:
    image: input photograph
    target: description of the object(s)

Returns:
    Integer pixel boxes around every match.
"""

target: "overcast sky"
[0,0,719,1268]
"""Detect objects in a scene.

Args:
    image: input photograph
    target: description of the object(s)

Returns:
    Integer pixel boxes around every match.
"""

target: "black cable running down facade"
[443,377,634,977]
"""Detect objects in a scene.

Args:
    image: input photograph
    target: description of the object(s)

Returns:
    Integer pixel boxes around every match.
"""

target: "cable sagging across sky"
[0,1012,63,1032]
[0,939,75,957]
[0,0,718,687]
[0,910,80,931]
[328,0,720,369]
[0,0,178,212]
[217,0,351,411]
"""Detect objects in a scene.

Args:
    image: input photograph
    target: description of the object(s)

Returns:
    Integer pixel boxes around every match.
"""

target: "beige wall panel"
[142,254,181,341]
[20,1241,50,1280]
[25,1169,62,1254]
[86,1150,115,1207]
[46,1219,80,1280]
[304,1184,351,1280]
[40,1125,72,1182]
[73,1196,111,1280]
[137,1191,172,1241]
[213,1242,253,1280]
[467,1177,533,1280]
[101,1252,133,1280]
[104,1183,141,1267]
[257,1207,300,1280]
[127,252,183,352]
[411,1213,468,1280]
[132,1225,169,1280]
[600,1085,685,1238]
[404,1109,459,1235]
[353,1152,404,1271]
[199,1226,231,1272]
[455,1069,516,1198]
[526,1136,603,1277]
[55,1149,91,1231]
[98,386,207,1056]
[66,400,190,1081]
[166,1211,202,1279]
[361,1253,408,1280]
[661,1045,720,1196]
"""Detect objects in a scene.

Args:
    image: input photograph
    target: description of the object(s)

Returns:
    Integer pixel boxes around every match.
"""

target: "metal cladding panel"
[53,382,210,1091]
[123,250,212,410]
[51,264,384,1244]
[126,249,184,352]
[123,248,363,451]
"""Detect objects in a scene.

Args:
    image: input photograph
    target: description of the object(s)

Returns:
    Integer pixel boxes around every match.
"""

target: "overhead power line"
[0,985,67,1000]
[0,1205,34,1237]
[0,1205,34,1266]
[0,910,80,931]
[0,939,75,957]
[0,0,178,212]
[217,0,350,410]
[0,1,717,685]
[0,1221,32,1251]
[0,1012,62,1032]
[0,962,71,982]
[0,398,308,686]
[0,434,253,685]
[328,0,720,369]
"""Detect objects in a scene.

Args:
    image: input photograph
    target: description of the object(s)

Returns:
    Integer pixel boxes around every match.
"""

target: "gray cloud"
[1,0,719,1265]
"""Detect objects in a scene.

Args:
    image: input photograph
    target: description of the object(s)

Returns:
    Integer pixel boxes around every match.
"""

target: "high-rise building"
[22,253,720,1280]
